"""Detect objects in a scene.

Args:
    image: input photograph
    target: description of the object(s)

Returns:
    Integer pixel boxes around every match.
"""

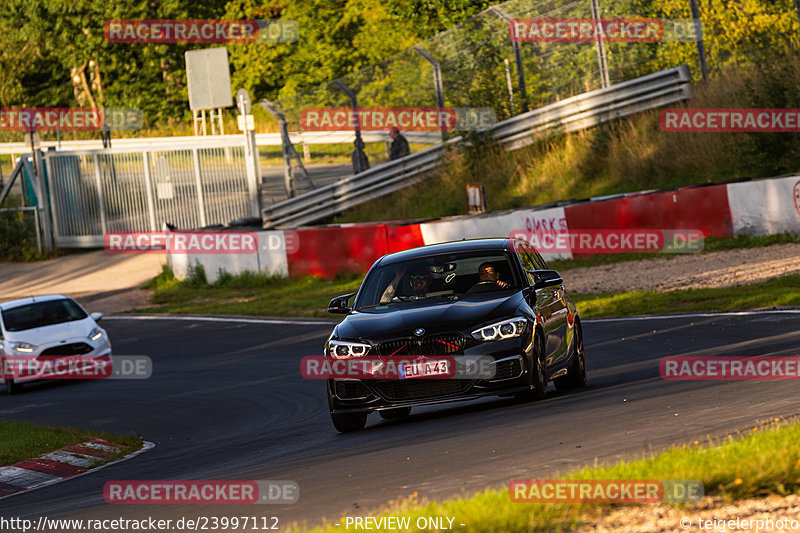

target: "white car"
[0,295,111,394]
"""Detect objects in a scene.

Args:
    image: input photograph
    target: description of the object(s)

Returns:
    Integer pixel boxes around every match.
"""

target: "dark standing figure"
[351,138,370,174]
[389,126,410,160]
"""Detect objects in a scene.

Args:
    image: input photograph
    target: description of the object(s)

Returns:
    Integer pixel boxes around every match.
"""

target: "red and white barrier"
[166,174,800,281]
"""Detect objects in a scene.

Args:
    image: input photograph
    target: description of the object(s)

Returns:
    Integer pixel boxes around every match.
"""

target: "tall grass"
[336,54,800,223]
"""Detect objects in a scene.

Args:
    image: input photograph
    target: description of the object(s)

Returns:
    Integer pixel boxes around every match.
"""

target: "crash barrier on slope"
[261,66,693,229]
[167,173,800,281]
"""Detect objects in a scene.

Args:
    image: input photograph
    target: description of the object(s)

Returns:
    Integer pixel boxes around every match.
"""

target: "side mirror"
[90,312,104,322]
[327,293,356,314]
[529,270,563,290]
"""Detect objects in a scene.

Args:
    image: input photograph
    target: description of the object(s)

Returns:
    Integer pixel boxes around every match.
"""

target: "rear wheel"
[515,333,547,402]
[5,378,21,395]
[379,407,411,419]
[555,321,587,391]
[331,411,368,433]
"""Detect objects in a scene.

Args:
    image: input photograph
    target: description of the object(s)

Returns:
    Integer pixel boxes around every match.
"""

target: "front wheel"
[5,378,21,395]
[555,321,587,391]
[331,411,368,433]
[516,334,547,402]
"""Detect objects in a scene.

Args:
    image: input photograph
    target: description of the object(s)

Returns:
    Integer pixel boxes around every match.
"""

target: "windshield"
[1,298,88,332]
[356,251,519,310]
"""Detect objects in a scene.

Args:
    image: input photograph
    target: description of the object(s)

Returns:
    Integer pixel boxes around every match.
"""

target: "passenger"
[380,266,430,302]
[478,263,509,289]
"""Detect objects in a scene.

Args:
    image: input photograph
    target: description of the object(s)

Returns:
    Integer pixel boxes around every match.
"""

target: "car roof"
[377,238,514,265]
[0,294,70,311]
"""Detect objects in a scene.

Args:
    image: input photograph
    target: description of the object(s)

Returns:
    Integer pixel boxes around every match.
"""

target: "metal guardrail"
[0,131,443,155]
[262,65,693,228]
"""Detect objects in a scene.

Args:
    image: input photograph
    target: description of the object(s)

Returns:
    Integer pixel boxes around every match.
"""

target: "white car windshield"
[356,251,518,310]
[2,299,88,332]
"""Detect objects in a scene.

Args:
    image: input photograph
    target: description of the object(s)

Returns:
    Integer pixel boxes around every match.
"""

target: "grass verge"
[289,419,800,533]
[137,264,363,318]
[0,420,143,466]
[549,233,800,272]
[572,274,800,318]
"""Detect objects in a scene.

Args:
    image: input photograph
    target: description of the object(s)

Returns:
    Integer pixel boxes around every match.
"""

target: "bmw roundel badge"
[414,328,425,336]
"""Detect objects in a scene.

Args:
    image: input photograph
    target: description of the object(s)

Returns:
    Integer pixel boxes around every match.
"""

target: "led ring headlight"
[471,318,527,342]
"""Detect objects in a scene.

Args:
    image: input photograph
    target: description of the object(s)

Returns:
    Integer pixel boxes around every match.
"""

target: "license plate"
[398,360,450,379]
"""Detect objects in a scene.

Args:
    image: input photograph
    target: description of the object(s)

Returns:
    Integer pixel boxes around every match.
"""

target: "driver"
[478,263,509,289]
[380,266,431,302]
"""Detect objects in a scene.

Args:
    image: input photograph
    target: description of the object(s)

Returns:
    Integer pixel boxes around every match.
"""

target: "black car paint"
[325,238,581,416]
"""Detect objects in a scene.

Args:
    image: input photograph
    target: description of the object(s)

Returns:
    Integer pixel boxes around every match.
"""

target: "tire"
[5,378,21,395]
[515,333,547,402]
[379,407,411,420]
[554,321,587,391]
[331,411,368,433]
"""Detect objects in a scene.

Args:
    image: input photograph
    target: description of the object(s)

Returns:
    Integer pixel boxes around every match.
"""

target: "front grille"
[378,333,465,356]
[335,381,371,399]
[372,379,470,400]
[492,358,523,380]
[40,343,92,356]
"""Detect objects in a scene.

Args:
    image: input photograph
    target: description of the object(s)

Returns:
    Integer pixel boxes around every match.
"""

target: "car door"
[531,248,569,366]
[517,244,561,366]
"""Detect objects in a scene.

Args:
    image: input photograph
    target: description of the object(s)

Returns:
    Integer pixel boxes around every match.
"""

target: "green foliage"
[0,211,41,261]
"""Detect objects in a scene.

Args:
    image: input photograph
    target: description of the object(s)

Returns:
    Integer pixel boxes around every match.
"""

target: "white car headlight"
[88,328,103,341]
[328,340,371,359]
[471,318,528,342]
[11,342,37,353]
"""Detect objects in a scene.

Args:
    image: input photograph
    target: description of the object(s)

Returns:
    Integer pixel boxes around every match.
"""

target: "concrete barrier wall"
[727,175,800,236]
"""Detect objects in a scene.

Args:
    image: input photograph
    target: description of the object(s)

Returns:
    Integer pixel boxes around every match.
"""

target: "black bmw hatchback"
[325,238,586,432]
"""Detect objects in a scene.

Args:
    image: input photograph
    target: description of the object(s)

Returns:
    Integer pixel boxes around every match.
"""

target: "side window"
[515,244,537,285]
[531,249,547,270]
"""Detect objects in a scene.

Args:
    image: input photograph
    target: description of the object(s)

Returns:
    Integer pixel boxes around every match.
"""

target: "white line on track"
[105,315,335,326]
[107,310,800,326]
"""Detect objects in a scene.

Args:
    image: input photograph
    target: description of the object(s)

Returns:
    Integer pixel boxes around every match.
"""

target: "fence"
[0,136,256,248]
[262,65,692,228]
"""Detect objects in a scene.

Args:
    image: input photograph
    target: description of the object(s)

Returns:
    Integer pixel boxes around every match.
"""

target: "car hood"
[4,318,96,346]
[337,292,524,340]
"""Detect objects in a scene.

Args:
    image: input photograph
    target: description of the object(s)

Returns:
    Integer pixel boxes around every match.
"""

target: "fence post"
[333,79,367,170]
[190,148,208,227]
[236,89,263,216]
[491,7,529,112]
[30,142,54,251]
[92,153,109,235]
[142,152,158,231]
[589,0,610,88]
[412,46,447,138]
[260,97,314,200]
[689,0,708,81]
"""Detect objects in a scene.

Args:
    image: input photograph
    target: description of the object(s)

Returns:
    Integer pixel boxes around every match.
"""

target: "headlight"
[11,342,37,353]
[327,340,371,359]
[471,318,527,342]
[88,328,103,341]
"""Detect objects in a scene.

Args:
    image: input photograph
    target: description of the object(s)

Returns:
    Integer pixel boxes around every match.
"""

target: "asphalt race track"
[2,311,800,530]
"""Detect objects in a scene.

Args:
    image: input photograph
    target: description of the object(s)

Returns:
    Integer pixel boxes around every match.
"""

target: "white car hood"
[4,317,95,345]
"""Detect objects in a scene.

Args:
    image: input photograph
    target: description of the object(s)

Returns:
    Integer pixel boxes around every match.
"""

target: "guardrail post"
[491,7,529,112]
[412,46,448,137]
